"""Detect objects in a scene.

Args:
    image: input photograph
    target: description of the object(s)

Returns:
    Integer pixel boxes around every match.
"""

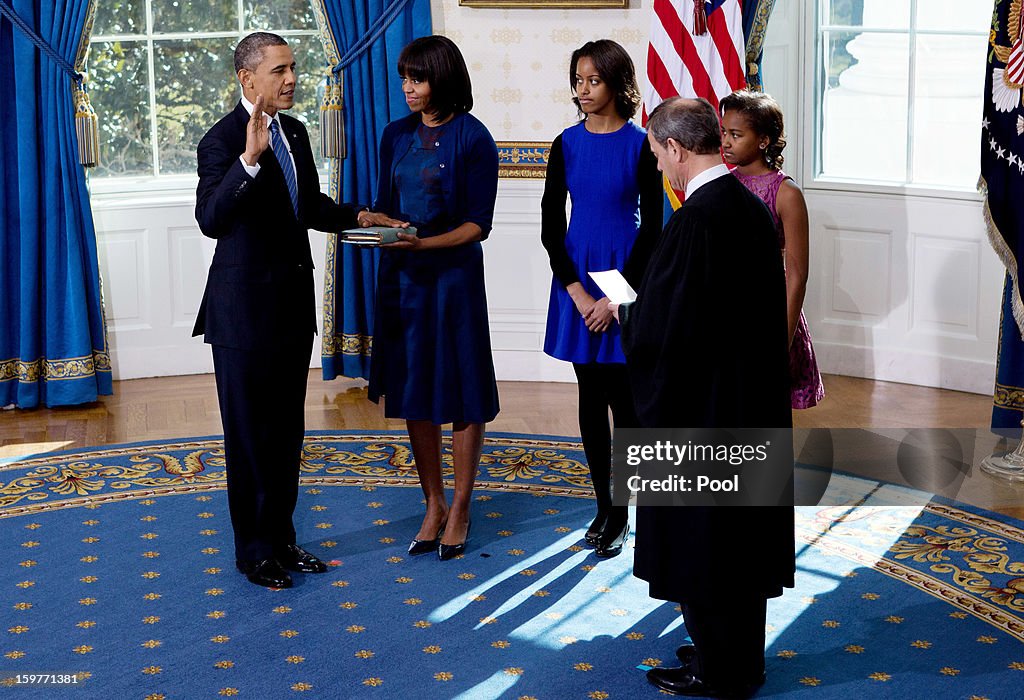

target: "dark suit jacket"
[193,102,358,351]
[621,173,795,603]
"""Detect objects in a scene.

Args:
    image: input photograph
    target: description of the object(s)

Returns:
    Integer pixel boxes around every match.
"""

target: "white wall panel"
[168,226,207,328]
[909,236,978,335]
[92,196,212,379]
[829,227,892,322]
[97,233,145,328]
[806,190,1002,394]
[486,180,574,382]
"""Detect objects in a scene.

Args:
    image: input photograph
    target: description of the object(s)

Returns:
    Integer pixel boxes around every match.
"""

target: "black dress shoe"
[676,644,696,666]
[276,544,328,573]
[647,665,763,698]
[438,521,471,561]
[595,520,628,558]
[236,559,292,589]
[409,520,447,556]
[646,667,711,697]
[584,511,608,547]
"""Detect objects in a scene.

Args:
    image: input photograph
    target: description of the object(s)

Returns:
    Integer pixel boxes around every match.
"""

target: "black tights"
[573,363,637,527]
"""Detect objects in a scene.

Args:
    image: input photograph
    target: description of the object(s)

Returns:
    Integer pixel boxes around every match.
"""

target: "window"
[814,0,990,190]
[88,0,326,179]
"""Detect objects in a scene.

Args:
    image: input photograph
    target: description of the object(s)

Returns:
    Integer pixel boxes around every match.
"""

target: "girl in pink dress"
[720,90,824,409]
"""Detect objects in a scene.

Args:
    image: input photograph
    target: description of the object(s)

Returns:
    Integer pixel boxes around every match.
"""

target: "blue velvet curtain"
[0,0,111,408]
[313,0,431,380]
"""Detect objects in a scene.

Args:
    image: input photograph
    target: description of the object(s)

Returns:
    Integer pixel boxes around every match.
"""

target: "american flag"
[1008,6,1024,85]
[984,0,1024,428]
[644,0,746,120]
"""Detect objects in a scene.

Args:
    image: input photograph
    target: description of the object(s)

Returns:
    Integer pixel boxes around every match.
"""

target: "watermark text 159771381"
[1,673,83,687]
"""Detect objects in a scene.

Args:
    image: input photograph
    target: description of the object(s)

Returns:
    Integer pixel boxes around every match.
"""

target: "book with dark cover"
[340,226,417,246]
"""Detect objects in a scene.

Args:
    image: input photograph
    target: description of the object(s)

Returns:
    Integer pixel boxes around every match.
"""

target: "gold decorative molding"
[496,141,549,179]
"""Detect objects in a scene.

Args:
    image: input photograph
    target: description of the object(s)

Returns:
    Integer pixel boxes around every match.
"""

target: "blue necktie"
[269,120,298,217]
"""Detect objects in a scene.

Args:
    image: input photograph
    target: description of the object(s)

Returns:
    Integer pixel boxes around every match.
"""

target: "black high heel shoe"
[584,511,608,547]
[408,519,447,556]
[595,519,628,558]
[438,521,471,561]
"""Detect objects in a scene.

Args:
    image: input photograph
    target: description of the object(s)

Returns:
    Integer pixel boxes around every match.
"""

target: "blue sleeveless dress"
[543,121,648,364]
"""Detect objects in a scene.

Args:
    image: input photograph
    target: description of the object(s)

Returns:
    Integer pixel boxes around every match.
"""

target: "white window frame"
[88,0,322,197]
[801,0,987,203]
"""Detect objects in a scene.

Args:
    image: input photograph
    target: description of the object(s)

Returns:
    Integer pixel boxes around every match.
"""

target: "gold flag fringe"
[744,0,777,91]
[73,82,99,168]
[979,173,1024,338]
[321,71,345,159]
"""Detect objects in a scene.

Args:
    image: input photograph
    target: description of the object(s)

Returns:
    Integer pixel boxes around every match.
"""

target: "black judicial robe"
[620,173,795,603]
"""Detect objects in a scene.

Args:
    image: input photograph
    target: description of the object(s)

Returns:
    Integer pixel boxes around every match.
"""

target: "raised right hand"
[242,95,269,166]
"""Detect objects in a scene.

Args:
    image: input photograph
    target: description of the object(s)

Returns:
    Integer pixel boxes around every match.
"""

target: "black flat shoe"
[595,520,628,558]
[584,511,608,547]
[438,521,471,561]
[409,520,446,556]
[236,558,293,589]
[276,544,328,574]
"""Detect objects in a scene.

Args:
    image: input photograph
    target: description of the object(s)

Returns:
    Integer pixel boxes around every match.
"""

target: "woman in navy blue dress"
[541,40,661,557]
[360,36,499,560]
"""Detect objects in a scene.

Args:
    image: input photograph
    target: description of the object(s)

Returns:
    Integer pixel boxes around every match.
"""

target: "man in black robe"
[613,97,794,697]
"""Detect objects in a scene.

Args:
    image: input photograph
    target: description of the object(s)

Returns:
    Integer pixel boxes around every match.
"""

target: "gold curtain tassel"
[73,82,99,168]
[320,70,346,159]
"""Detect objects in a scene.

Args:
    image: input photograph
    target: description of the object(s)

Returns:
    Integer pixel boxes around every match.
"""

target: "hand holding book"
[341,226,418,246]
[344,209,414,246]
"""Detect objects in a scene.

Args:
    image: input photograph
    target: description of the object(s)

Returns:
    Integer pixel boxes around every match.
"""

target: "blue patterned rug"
[1,431,1023,699]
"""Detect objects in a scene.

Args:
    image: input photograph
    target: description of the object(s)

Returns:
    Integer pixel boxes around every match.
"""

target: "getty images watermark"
[611,428,1012,508]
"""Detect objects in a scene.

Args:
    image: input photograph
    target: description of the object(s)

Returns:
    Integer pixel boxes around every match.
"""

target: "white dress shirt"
[684,163,731,199]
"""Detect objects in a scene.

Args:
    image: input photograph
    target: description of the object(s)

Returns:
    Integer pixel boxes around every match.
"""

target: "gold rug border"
[796,524,1024,643]
[0,433,583,473]
[924,501,1024,544]
[0,476,594,519]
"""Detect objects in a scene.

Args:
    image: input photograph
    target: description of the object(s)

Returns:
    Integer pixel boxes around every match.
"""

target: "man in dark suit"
[613,97,795,697]
[194,32,399,589]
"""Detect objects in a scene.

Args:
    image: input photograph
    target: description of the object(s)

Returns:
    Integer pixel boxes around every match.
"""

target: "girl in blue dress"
[360,36,499,561]
[541,40,662,557]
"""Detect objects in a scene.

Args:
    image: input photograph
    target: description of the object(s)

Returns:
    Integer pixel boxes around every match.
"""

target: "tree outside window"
[87,0,326,179]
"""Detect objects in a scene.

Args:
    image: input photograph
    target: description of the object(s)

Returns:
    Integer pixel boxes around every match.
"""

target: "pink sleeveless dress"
[734,170,824,409]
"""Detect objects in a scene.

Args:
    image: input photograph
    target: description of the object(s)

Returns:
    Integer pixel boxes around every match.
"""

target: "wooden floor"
[3,373,1022,518]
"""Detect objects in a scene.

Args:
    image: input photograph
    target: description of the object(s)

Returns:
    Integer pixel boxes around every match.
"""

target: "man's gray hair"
[234,32,288,74]
[647,97,721,155]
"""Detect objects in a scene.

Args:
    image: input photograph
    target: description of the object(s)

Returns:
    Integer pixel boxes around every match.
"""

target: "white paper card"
[588,269,637,304]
